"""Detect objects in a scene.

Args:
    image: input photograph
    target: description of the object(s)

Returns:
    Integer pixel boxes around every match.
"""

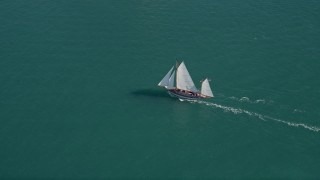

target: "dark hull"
[167,89,202,100]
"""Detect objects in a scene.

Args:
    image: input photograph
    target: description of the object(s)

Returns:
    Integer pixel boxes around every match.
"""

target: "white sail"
[167,70,175,89]
[176,62,198,92]
[158,66,174,87]
[201,78,213,97]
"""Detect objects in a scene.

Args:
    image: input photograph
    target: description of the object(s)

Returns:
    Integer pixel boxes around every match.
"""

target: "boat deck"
[168,89,202,100]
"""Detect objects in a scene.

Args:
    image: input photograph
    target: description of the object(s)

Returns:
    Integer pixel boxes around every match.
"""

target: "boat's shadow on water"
[130,88,173,100]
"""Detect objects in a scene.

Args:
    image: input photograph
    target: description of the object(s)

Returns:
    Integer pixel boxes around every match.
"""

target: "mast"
[167,70,175,89]
[175,61,180,89]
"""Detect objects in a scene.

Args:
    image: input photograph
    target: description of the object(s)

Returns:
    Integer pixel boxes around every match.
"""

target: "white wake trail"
[187,100,320,133]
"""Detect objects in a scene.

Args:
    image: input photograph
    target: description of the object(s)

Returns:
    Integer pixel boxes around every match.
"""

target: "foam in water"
[228,96,271,104]
[187,100,320,133]
[293,109,306,113]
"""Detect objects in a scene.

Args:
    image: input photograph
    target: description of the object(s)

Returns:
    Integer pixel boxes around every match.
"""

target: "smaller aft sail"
[158,66,174,88]
[201,78,213,97]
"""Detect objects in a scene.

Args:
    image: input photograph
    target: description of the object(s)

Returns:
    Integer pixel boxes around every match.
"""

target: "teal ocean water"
[1,0,320,178]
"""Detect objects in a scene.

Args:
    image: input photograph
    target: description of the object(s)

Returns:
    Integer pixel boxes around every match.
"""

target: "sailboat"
[158,61,214,100]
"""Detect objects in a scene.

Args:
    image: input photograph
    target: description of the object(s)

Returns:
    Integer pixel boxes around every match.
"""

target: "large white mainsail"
[158,66,174,88]
[176,62,198,92]
[201,78,214,97]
